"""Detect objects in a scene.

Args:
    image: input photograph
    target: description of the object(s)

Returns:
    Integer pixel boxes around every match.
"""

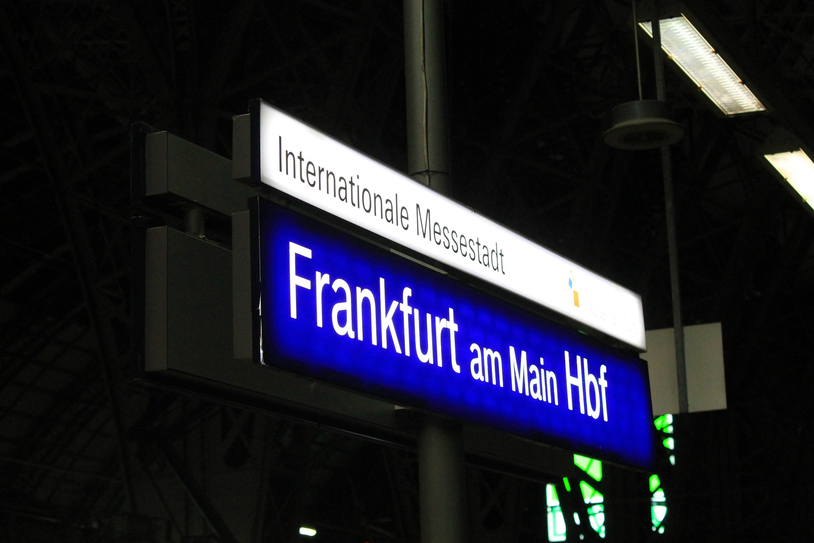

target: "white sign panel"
[641,323,726,415]
[254,101,646,350]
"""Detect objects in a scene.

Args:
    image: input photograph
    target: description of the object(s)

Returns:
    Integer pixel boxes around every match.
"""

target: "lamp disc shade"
[603,100,685,150]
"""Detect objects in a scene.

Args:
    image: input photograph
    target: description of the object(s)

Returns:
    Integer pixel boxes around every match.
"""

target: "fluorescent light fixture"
[640,15,765,116]
[299,527,317,537]
[765,149,814,208]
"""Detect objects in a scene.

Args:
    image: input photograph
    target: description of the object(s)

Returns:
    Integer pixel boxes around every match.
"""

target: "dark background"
[1,1,813,541]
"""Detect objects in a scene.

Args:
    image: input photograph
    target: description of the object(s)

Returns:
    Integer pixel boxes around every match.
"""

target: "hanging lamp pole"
[603,0,684,150]
[603,1,688,413]
[651,2,689,414]
[633,0,644,101]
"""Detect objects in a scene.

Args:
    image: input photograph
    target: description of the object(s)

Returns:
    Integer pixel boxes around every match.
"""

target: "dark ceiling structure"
[2,0,814,541]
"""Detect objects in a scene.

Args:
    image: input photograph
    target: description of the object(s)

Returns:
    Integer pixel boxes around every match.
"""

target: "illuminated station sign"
[244,101,656,469]
[251,101,646,351]
[252,199,656,469]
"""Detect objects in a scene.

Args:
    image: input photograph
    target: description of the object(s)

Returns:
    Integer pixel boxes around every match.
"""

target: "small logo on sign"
[569,272,580,308]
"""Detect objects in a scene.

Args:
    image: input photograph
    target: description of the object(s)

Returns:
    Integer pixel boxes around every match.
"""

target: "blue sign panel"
[254,199,656,469]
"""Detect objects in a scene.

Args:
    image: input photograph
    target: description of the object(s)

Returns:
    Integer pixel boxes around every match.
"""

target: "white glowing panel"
[641,16,765,116]
[765,149,814,209]
[255,102,645,349]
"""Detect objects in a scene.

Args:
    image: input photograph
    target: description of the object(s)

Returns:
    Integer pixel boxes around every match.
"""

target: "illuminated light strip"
[641,16,765,116]
[765,149,814,210]
[253,101,645,350]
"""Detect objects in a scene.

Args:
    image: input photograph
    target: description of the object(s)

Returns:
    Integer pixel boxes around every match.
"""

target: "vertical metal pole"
[417,416,467,543]
[652,4,689,414]
[404,1,467,542]
[404,0,451,194]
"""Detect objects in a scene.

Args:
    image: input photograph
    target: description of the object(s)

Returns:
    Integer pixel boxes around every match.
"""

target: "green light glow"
[653,489,665,501]
[574,454,603,482]
[652,504,667,525]
[577,469,606,538]
[651,414,675,534]
[651,487,667,532]
[580,481,603,505]
[549,458,608,542]
[649,474,661,493]
[587,504,606,538]
[549,456,612,541]
[654,414,673,430]
[546,484,567,542]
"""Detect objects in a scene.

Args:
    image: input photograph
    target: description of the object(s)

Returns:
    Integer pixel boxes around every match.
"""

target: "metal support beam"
[0,5,137,511]
[417,416,467,543]
[652,6,688,413]
[405,2,467,542]
[404,0,451,194]
[154,438,240,543]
